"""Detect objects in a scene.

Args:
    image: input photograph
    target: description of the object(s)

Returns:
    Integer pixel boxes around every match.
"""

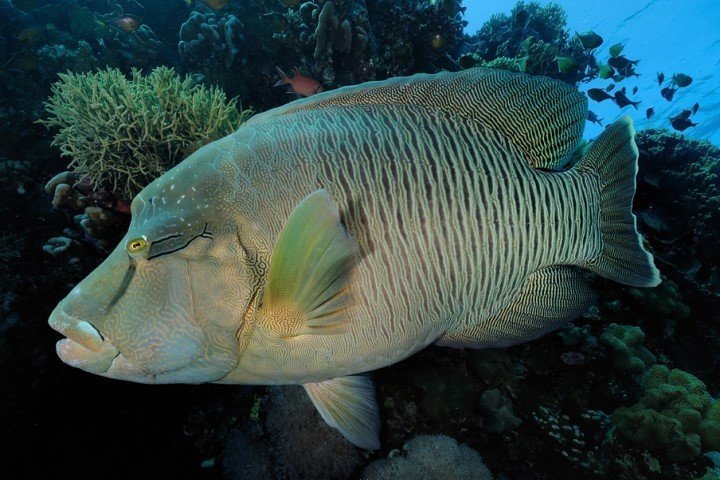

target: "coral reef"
[37,41,100,75]
[413,362,481,423]
[613,365,720,461]
[366,0,466,79]
[462,1,596,84]
[529,405,608,476]
[266,386,362,479]
[276,0,466,87]
[278,0,374,86]
[179,11,244,69]
[635,129,720,297]
[0,159,32,195]
[40,66,250,199]
[363,434,494,480]
[599,323,657,374]
[478,388,521,433]
[558,322,599,354]
[467,349,526,389]
[220,425,275,480]
[64,1,163,70]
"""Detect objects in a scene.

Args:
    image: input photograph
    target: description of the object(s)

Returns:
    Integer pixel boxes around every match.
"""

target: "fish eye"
[126,236,149,256]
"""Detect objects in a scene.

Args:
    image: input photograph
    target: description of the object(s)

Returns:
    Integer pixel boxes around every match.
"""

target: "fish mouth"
[49,306,158,382]
[50,305,120,375]
[55,337,120,375]
[49,306,208,385]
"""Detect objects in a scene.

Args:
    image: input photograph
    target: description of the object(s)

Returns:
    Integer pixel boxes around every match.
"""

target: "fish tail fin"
[274,66,290,87]
[575,115,661,287]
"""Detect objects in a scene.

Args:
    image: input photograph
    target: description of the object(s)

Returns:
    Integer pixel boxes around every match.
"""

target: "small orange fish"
[105,14,142,33]
[16,25,44,48]
[274,67,324,97]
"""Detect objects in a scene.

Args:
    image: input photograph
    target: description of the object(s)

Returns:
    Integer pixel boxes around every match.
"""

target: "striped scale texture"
[223,100,602,380]
[246,68,587,170]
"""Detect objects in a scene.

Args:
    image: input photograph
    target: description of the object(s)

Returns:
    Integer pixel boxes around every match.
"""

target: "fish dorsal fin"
[259,189,359,337]
[303,375,380,450]
[437,266,596,348]
[246,68,588,170]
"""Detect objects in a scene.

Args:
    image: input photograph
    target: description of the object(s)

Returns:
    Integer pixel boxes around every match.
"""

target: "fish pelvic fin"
[304,375,380,450]
[575,116,661,287]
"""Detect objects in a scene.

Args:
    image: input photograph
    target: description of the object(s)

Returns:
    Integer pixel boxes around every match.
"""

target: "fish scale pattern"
[229,78,601,374]
[246,67,588,171]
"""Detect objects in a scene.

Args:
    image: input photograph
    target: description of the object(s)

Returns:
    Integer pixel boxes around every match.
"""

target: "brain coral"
[40,66,251,199]
[362,434,493,480]
[266,386,361,480]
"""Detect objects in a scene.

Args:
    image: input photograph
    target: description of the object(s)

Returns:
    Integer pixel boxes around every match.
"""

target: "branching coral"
[179,11,245,69]
[278,0,374,86]
[40,66,250,199]
[613,365,720,461]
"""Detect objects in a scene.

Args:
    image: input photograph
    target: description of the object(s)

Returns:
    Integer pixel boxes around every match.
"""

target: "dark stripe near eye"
[151,233,183,246]
[147,224,213,260]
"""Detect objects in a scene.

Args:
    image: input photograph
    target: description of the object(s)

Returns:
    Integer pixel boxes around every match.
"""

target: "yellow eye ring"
[126,236,149,256]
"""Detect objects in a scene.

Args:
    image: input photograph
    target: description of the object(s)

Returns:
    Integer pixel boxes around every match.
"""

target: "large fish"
[48,68,660,449]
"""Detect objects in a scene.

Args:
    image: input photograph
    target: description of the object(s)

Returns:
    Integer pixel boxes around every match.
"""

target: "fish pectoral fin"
[303,375,380,450]
[259,189,359,337]
[437,266,596,348]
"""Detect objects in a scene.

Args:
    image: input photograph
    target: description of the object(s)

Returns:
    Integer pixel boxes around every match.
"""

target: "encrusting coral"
[599,323,657,374]
[40,66,251,199]
[613,364,720,461]
[478,388,521,433]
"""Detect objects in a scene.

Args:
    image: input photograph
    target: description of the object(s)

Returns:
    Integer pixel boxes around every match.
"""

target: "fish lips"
[49,307,215,384]
[49,306,120,374]
[50,306,165,383]
[56,338,119,375]
[55,337,200,384]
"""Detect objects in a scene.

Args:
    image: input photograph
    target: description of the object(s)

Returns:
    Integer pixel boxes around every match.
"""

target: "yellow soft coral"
[40,67,251,199]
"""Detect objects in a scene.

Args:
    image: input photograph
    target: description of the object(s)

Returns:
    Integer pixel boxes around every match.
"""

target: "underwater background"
[0,1,719,479]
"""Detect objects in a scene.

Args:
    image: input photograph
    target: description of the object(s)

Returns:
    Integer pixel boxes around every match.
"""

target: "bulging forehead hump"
[130,136,246,232]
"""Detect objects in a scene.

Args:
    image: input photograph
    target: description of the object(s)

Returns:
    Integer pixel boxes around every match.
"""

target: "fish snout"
[48,305,105,352]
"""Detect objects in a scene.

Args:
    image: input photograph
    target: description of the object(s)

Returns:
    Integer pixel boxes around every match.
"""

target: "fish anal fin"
[303,375,380,450]
[259,190,359,337]
[437,266,596,348]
